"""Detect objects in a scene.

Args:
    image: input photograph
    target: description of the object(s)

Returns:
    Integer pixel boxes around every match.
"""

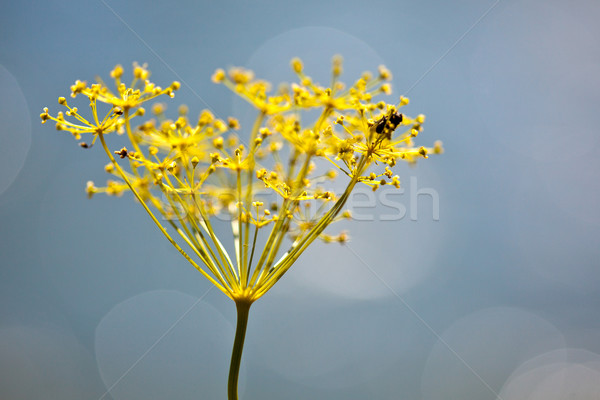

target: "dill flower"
[42,57,442,399]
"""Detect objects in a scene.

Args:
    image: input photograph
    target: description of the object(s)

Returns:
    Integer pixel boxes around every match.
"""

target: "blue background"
[1,0,599,399]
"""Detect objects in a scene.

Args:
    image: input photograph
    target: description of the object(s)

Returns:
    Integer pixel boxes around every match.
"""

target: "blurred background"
[1,0,600,399]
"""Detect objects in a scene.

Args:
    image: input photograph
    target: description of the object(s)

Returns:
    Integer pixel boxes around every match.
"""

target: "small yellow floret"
[133,62,150,80]
[227,117,240,130]
[378,65,392,80]
[85,181,96,199]
[212,68,226,83]
[291,58,303,74]
[110,65,124,79]
[213,137,224,149]
[332,55,343,76]
[152,103,165,115]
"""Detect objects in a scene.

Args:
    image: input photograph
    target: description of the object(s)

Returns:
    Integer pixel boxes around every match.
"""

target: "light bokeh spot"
[0,64,32,196]
[500,348,600,400]
[95,290,239,400]
[421,307,565,400]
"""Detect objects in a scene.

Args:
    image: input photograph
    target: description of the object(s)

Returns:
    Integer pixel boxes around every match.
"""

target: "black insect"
[375,112,403,139]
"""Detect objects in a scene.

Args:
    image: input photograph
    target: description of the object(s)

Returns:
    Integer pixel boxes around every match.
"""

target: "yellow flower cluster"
[41,57,442,302]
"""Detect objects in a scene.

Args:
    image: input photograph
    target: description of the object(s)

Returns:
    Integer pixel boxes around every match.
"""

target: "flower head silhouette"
[42,56,442,399]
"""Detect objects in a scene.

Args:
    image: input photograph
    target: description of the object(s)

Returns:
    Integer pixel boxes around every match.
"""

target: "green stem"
[228,299,252,400]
